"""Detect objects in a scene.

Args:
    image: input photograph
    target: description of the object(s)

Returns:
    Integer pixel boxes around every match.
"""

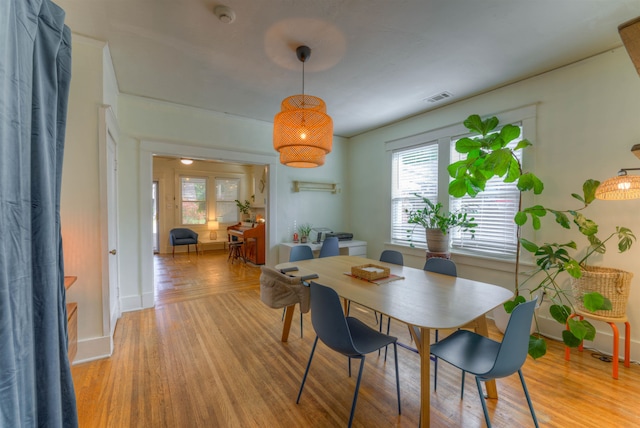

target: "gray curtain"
[0,0,77,426]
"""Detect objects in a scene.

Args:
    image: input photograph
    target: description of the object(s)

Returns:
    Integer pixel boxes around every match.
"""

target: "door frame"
[138,140,278,308]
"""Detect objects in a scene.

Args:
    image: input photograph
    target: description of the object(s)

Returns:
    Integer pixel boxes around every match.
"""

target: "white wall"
[348,47,640,356]
[115,95,349,315]
[61,36,117,362]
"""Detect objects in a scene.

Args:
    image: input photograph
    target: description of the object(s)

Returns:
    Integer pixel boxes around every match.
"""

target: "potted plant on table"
[297,223,313,243]
[405,195,477,252]
[448,114,635,358]
[235,199,252,221]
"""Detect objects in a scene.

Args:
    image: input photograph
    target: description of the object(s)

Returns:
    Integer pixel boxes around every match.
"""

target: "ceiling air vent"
[424,91,453,103]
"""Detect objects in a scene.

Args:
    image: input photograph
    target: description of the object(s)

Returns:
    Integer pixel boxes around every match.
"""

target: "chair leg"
[348,357,366,428]
[300,313,303,338]
[461,371,466,399]
[393,342,401,415]
[475,377,492,428]
[172,246,175,257]
[296,336,319,404]
[518,369,539,428]
[384,316,391,361]
[434,329,438,391]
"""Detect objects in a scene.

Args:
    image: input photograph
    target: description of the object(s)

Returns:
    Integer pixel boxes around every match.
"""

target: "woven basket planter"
[571,266,633,317]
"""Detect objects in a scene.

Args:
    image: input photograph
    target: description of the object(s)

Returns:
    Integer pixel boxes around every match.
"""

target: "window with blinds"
[449,126,523,257]
[181,176,207,225]
[391,142,438,246]
[215,178,240,224]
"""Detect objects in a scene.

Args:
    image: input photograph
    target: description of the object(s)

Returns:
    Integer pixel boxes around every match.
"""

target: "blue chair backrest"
[169,228,197,244]
[423,258,457,277]
[310,282,360,357]
[318,237,340,258]
[380,250,403,265]
[486,298,537,379]
[289,245,314,262]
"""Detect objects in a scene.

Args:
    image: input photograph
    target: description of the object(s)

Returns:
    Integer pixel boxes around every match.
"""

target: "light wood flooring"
[71,250,640,427]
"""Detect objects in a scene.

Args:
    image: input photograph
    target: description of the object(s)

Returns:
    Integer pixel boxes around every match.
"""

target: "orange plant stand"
[564,310,630,379]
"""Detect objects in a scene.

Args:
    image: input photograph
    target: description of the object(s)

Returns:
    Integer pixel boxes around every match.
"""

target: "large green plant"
[405,194,477,235]
[448,114,635,359]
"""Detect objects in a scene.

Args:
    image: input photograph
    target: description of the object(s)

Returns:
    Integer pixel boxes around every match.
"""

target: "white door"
[100,105,121,354]
[107,128,120,337]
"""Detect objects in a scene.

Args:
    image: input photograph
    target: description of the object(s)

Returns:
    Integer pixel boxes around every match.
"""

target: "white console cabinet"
[279,240,367,263]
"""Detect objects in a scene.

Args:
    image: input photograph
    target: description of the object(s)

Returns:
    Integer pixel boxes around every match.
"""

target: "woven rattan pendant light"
[595,168,640,200]
[273,46,333,168]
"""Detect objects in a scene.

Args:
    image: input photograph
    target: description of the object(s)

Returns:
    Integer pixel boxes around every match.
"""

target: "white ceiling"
[56,0,640,138]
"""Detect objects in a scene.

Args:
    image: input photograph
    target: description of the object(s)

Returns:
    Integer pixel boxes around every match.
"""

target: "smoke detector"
[214,5,236,24]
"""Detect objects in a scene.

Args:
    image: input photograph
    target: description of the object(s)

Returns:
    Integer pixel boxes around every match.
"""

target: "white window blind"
[215,178,239,224]
[181,176,207,225]
[391,142,438,246]
[449,126,523,257]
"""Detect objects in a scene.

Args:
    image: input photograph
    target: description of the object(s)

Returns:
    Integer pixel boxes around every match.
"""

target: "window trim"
[386,104,537,259]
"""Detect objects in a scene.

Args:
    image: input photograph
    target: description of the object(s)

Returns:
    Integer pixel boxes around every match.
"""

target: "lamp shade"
[595,174,640,200]
[208,220,219,230]
[274,94,333,168]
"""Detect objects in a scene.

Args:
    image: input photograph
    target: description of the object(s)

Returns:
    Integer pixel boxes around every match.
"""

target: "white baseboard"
[73,335,112,364]
[120,294,142,312]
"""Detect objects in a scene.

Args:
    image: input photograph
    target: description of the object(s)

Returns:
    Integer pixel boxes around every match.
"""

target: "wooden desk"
[275,255,512,427]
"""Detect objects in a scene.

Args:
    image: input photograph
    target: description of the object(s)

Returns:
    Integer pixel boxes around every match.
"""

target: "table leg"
[281,305,295,342]
[419,326,431,427]
[474,315,498,398]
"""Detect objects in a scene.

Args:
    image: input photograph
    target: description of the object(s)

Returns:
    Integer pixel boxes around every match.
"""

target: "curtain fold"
[0,0,77,426]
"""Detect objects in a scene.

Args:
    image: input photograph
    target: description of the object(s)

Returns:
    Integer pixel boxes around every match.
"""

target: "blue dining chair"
[282,244,315,337]
[289,245,314,262]
[429,298,539,428]
[318,236,339,258]
[297,282,401,428]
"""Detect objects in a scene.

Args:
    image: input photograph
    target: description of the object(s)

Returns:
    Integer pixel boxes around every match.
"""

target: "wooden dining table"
[275,255,513,427]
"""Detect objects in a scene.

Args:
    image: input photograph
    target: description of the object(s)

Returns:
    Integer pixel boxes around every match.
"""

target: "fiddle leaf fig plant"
[449,114,635,359]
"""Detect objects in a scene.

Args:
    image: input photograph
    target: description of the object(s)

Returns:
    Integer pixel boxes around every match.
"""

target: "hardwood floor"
[72,250,640,427]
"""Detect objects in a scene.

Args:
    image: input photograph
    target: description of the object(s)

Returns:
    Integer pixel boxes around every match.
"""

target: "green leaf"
[514,211,527,226]
[582,179,600,204]
[553,211,571,229]
[503,295,526,314]
[463,115,484,134]
[524,205,547,217]
[520,238,539,253]
[532,214,541,230]
[562,330,582,348]
[455,137,482,153]
[565,259,582,278]
[500,124,521,144]
[514,139,532,151]
[549,304,572,324]
[449,179,469,198]
[484,149,513,176]
[532,175,544,194]
[504,158,521,183]
[573,213,598,236]
[571,193,585,203]
[567,317,589,340]
[582,292,610,312]
[528,335,547,359]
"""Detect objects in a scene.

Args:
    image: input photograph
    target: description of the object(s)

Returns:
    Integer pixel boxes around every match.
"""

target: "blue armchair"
[169,228,198,257]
